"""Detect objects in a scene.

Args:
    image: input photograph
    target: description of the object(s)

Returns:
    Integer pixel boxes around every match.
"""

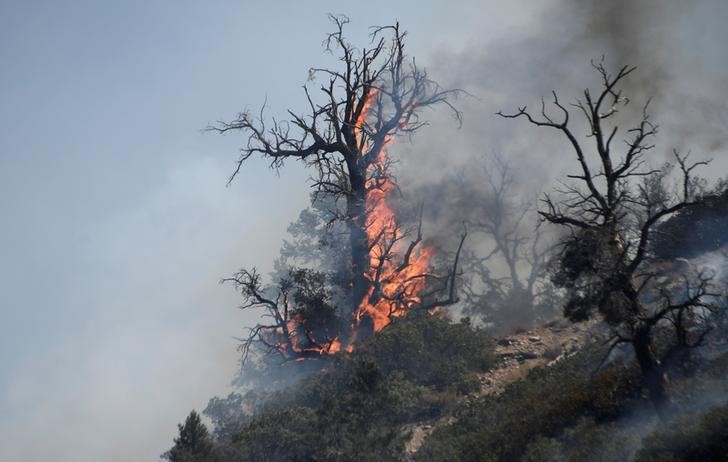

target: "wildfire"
[352,90,434,331]
[283,314,349,358]
[276,89,433,359]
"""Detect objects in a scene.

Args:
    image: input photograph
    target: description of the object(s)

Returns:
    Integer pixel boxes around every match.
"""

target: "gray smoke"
[399,0,727,180]
[385,0,728,326]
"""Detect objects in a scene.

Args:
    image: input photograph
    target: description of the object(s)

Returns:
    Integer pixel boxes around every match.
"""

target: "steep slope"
[405,319,605,456]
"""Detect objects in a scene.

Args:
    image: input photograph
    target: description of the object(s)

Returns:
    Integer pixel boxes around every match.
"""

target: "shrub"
[416,348,640,461]
[223,311,496,461]
[636,404,728,462]
[353,310,495,393]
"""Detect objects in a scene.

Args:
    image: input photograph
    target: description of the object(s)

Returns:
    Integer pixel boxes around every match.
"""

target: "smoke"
[182,6,728,460]
[397,0,728,185]
[380,0,728,328]
[572,0,728,154]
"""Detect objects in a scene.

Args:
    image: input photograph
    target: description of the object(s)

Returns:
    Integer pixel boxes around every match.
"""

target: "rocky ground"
[404,318,605,456]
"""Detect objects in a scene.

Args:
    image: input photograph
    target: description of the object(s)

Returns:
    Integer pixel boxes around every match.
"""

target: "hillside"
[164,241,728,461]
[165,311,728,461]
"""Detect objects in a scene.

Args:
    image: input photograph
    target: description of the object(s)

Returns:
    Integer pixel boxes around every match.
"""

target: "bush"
[520,419,638,462]
[228,364,436,461]
[353,310,495,393]
[232,405,318,461]
[652,189,728,259]
[218,311,495,461]
[416,348,641,461]
[636,404,728,462]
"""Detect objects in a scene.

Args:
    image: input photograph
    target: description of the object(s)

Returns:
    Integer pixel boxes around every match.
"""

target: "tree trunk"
[347,183,370,329]
[632,323,668,418]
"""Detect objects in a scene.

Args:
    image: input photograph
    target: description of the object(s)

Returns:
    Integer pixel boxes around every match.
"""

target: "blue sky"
[0,1,541,460]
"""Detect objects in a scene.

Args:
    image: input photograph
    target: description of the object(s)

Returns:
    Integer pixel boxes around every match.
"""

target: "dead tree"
[467,155,552,330]
[212,16,463,361]
[432,155,553,332]
[498,60,718,415]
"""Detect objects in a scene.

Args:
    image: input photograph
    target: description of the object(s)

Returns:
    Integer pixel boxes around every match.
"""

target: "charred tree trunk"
[347,183,370,321]
[624,280,669,417]
[632,323,668,417]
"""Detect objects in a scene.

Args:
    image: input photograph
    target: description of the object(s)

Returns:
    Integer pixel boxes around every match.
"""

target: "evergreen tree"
[164,410,214,462]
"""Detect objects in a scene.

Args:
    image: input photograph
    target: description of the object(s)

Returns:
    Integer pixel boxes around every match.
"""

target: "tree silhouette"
[499,60,719,415]
[212,16,464,362]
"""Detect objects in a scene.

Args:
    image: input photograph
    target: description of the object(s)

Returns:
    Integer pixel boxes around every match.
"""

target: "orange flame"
[352,90,433,332]
[277,89,431,360]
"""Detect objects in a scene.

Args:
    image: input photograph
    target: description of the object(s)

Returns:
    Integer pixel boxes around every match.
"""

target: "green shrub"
[636,404,728,462]
[233,405,318,461]
[416,349,640,462]
[520,418,637,462]
[223,312,495,461]
[353,311,495,393]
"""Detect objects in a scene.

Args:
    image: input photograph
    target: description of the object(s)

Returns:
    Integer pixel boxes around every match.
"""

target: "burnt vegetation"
[165,17,728,462]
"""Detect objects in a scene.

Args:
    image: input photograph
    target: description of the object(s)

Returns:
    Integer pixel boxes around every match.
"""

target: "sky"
[0,1,545,460]
[2,1,727,460]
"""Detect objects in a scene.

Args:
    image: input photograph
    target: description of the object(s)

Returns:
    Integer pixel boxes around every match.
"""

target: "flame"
[327,337,353,354]
[275,89,431,360]
[352,90,433,332]
[276,313,342,358]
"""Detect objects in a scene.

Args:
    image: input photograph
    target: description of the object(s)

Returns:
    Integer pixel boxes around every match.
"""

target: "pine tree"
[164,410,214,462]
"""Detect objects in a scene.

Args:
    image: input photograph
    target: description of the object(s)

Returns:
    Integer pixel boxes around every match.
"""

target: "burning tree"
[498,61,719,415]
[213,16,464,364]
